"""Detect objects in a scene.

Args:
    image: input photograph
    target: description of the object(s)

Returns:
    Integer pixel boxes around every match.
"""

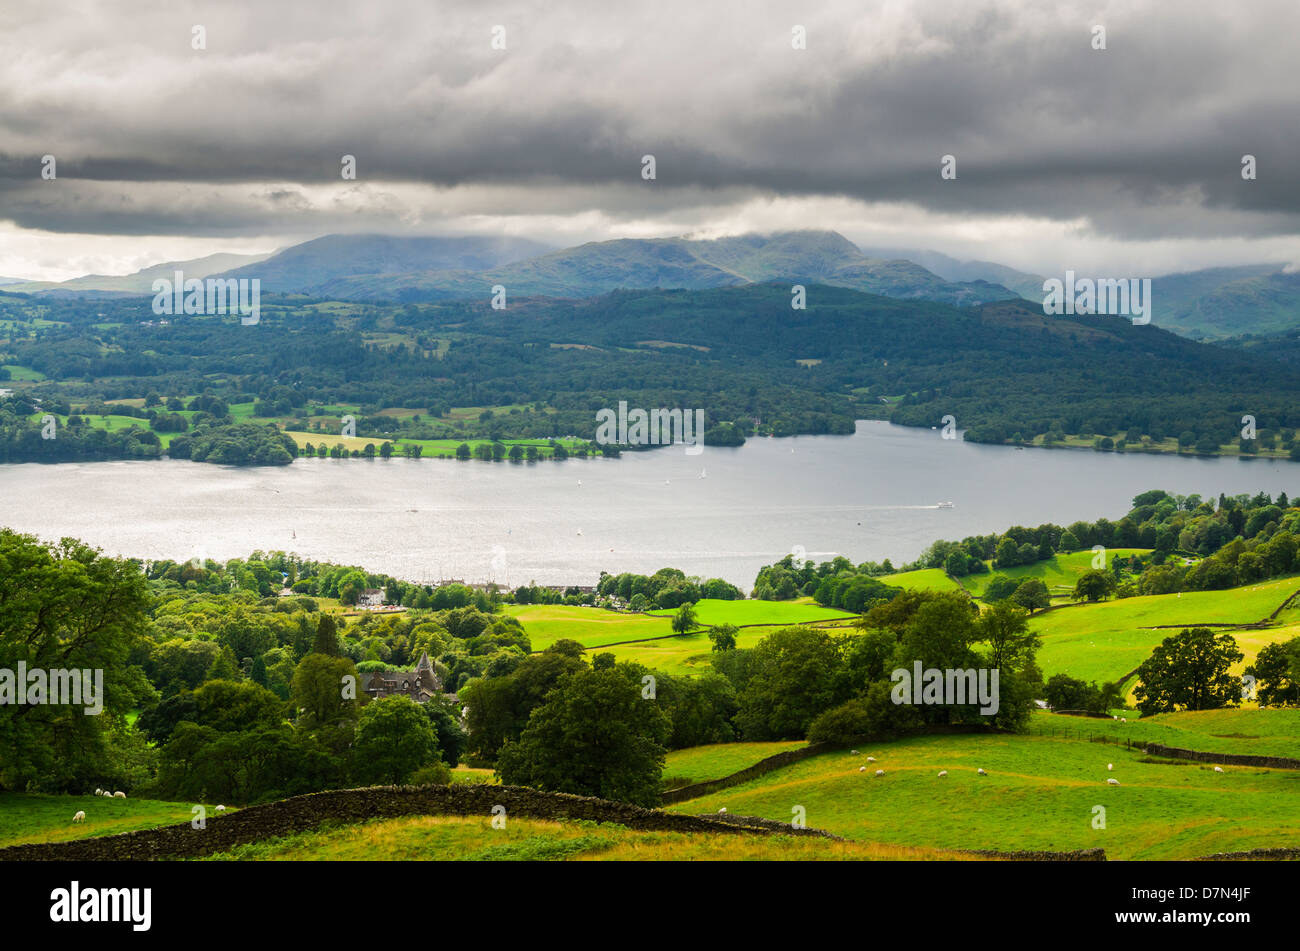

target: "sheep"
[1107,763,1113,771]
[937,770,948,778]
[94,788,102,796]
[867,756,877,763]
[851,750,859,755]
[112,791,125,798]
[977,768,987,775]
[1120,717,1127,723]
[859,766,866,772]
[102,790,113,797]
[875,769,885,777]
[718,807,727,814]
[215,804,226,813]
[72,811,85,823]
[1107,778,1120,785]
[1214,766,1224,773]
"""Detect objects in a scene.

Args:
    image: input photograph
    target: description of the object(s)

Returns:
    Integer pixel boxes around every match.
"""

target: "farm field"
[507,604,674,650]
[0,793,230,848]
[662,725,1300,860]
[645,598,855,627]
[1027,708,1300,760]
[881,568,962,593]
[962,549,1151,602]
[1031,574,1300,684]
[663,741,807,789]
[512,598,857,658]
[198,815,966,861]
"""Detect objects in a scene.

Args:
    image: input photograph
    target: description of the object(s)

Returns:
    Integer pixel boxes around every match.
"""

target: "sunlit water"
[2,421,1294,589]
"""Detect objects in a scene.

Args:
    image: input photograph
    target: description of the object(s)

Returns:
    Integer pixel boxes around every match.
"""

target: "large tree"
[1134,628,1244,715]
[0,530,155,791]
[351,695,441,785]
[495,664,671,806]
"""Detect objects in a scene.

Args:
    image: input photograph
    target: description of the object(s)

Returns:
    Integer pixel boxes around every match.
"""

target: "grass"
[963,549,1151,603]
[645,598,856,627]
[663,726,1300,860]
[1027,708,1300,760]
[1032,574,1300,684]
[0,793,231,847]
[1,364,45,381]
[511,599,856,662]
[882,568,962,593]
[198,815,968,861]
[663,741,807,788]
[506,604,674,650]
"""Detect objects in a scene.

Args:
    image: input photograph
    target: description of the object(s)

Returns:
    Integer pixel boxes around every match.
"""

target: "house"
[357,588,385,609]
[359,652,446,703]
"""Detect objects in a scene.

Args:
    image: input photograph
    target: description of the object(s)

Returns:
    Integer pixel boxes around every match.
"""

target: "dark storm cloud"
[0,0,1296,242]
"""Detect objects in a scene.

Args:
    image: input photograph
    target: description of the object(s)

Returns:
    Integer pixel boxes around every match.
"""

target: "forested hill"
[2,282,1298,460]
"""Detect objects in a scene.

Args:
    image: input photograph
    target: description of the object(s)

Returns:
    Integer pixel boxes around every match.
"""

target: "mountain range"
[8,231,1299,339]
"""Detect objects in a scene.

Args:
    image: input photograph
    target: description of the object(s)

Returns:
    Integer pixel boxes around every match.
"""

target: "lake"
[3,421,1296,589]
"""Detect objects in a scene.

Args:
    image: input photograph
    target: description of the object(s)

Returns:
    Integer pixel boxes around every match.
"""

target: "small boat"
[936,501,954,509]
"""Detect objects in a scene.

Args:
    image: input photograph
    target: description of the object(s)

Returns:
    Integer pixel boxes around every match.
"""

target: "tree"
[495,665,671,806]
[1133,628,1244,715]
[672,602,698,635]
[734,627,851,740]
[0,530,156,791]
[1247,639,1300,706]
[351,696,440,785]
[1073,570,1116,602]
[312,614,341,656]
[978,600,1039,671]
[708,623,738,652]
[291,652,360,727]
[1010,578,1051,612]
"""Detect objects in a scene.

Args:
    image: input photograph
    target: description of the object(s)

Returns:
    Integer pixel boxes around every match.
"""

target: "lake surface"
[3,421,1296,589]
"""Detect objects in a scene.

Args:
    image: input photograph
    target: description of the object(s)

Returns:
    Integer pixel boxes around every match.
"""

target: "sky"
[2,0,1298,282]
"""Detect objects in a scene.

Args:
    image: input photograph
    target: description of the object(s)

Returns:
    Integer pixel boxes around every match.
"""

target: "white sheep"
[1107,763,1113,771]
[718,807,727,814]
[102,790,113,797]
[937,770,948,778]
[215,804,226,813]
[94,788,102,796]
[1120,717,1127,723]
[1107,778,1120,785]
[859,766,866,772]
[72,811,85,823]
[875,769,885,777]
[867,756,877,763]
[851,750,859,755]
[977,768,987,775]
[1214,766,1224,773]
[112,791,125,798]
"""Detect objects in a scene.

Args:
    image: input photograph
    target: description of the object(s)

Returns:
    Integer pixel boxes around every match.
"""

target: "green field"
[663,741,807,788]
[1027,708,1300,760]
[198,814,960,861]
[881,568,963,593]
[963,549,1151,602]
[663,723,1300,860]
[0,793,231,847]
[506,604,674,650]
[645,598,855,627]
[1032,574,1300,684]
[511,599,857,664]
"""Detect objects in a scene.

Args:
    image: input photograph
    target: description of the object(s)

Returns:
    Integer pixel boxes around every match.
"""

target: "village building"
[358,652,449,703]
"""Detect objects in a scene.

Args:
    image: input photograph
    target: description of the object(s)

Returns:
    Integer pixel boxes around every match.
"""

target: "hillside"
[233,230,1019,307]
[7,250,274,294]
